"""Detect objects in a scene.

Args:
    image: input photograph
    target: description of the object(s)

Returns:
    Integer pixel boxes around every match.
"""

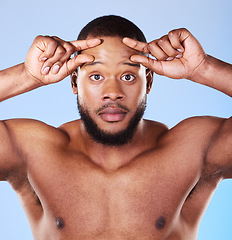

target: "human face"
[72,37,152,142]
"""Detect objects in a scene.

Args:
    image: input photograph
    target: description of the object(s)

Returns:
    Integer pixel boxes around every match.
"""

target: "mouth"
[98,107,128,122]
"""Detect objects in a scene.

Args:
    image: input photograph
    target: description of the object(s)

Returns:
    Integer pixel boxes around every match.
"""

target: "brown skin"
[0,29,232,240]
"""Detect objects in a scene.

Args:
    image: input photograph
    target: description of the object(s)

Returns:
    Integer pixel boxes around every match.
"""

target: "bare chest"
[25,148,201,239]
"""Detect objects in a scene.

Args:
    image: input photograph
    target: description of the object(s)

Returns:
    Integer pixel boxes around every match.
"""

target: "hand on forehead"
[79,36,143,65]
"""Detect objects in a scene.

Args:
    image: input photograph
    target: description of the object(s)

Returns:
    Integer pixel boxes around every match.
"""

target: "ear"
[146,68,154,94]
[71,70,78,94]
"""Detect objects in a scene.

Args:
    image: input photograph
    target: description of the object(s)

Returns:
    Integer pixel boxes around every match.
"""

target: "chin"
[77,95,147,146]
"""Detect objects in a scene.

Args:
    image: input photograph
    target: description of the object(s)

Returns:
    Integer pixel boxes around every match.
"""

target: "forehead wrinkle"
[81,61,141,70]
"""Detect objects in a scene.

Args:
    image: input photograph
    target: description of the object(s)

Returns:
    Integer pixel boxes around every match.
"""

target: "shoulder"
[146,115,224,137]
[3,118,72,152]
[168,116,224,137]
[4,118,68,137]
[156,116,226,151]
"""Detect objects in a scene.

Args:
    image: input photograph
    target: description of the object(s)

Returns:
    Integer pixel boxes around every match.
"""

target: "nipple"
[56,217,65,229]
[155,216,166,230]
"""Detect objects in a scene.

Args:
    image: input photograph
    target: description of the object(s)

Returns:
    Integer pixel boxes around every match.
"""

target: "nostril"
[103,96,110,100]
[102,93,125,101]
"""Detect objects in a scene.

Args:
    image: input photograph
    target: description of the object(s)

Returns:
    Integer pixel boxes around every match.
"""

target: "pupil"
[125,75,130,80]
[95,75,100,80]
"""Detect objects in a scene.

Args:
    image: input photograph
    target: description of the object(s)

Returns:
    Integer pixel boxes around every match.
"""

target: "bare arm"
[0,36,101,102]
[189,55,232,97]
[123,28,232,176]
[0,121,23,181]
[0,63,42,102]
[123,28,232,96]
[0,35,101,178]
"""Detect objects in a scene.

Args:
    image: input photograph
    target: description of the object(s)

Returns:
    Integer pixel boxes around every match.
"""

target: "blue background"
[0,0,231,239]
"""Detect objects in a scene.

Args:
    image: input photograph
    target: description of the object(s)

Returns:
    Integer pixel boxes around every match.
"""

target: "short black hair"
[77,15,147,42]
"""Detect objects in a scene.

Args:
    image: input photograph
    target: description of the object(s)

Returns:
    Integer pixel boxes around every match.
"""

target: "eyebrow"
[81,61,140,68]
[122,62,140,68]
[80,61,103,69]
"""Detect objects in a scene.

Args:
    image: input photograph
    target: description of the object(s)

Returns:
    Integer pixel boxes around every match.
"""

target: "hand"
[24,36,101,85]
[123,28,206,80]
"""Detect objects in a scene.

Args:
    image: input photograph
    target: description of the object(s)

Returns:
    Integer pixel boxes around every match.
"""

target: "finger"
[147,40,169,61]
[62,54,95,76]
[50,39,101,74]
[130,55,164,75]
[168,30,185,53]
[41,37,77,75]
[70,38,102,51]
[40,37,101,75]
[122,37,149,54]
[38,36,58,61]
[47,43,77,74]
[41,45,67,75]
[156,35,183,59]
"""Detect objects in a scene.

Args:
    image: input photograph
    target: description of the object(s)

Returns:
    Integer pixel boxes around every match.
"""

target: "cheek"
[77,80,102,108]
[126,80,147,101]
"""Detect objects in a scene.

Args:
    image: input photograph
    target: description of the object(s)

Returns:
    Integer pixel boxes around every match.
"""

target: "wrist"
[22,63,45,88]
[0,63,44,102]
[188,54,209,84]
[188,55,232,96]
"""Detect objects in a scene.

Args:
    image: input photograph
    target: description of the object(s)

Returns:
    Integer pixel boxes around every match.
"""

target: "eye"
[121,74,136,82]
[89,74,104,81]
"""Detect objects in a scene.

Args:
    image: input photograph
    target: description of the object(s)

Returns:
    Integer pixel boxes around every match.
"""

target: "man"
[0,15,231,240]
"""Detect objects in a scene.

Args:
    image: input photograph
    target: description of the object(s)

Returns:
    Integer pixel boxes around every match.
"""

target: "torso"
[6,118,223,240]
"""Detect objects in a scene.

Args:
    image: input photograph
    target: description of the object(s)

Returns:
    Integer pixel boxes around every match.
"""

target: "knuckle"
[142,43,148,53]
[134,41,139,48]
[34,35,43,41]
[158,36,168,45]
[56,47,66,55]
[64,43,76,55]
[180,27,188,32]
[46,39,58,51]
[34,35,47,44]
[51,36,62,41]
[160,35,168,40]
[157,39,164,46]
[168,31,175,38]
[147,57,154,66]
[75,44,82,51]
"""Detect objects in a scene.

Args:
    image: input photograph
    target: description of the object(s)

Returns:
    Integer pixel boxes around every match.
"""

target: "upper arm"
[0,118,70,182]
[0,120,23,181]
[205,116,232,178]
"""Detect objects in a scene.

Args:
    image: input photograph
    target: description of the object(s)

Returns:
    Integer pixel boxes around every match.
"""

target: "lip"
[98,107,128,122]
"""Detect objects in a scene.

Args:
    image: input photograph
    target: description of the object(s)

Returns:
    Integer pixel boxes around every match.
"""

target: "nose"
[101,78,125,101]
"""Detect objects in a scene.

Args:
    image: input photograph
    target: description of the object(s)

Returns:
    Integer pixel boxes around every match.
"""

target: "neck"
[80,119,147,171]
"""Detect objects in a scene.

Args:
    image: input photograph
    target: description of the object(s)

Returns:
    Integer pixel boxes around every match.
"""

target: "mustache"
[96,103,129,114]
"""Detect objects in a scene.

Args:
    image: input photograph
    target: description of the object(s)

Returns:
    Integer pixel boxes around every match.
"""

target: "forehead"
[82,36,140,61]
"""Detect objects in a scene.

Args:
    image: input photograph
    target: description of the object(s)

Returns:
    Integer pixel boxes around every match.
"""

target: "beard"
[77,96,147,147]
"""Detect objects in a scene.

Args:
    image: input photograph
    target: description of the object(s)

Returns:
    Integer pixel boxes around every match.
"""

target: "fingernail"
[166,57,174,61]
[42,66,50,75]
[176,54,182,59]
[52,65,60,74]
[177,49,184,53]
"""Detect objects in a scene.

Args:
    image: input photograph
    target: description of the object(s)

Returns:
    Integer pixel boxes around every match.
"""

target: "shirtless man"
[0,15,232,240]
